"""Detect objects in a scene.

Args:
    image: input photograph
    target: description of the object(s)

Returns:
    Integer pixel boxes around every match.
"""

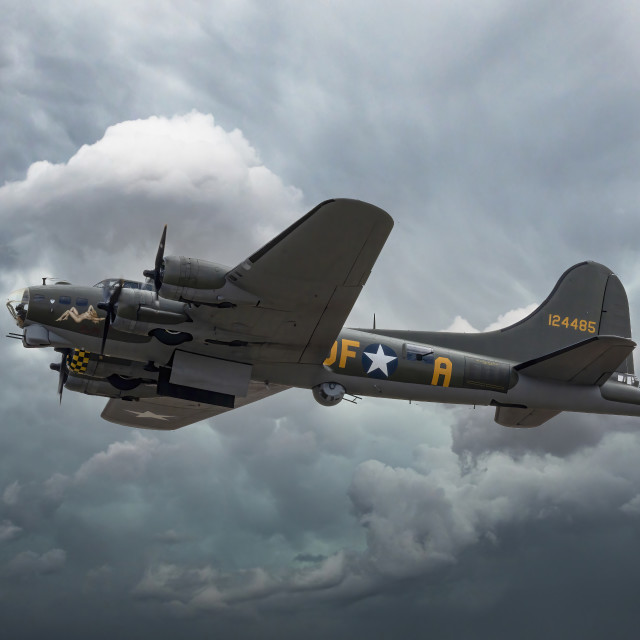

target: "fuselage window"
[76,297,89,307]
[404,343,434,362]
[59,295,72,305]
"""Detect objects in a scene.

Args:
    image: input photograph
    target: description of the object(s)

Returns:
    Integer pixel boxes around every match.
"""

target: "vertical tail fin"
[498,261,634,372]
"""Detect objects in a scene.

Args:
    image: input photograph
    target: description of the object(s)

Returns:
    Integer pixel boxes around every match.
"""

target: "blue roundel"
[362,344,398,379]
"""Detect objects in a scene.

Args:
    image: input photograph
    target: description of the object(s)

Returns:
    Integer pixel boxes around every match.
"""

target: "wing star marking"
[125,410,173,420]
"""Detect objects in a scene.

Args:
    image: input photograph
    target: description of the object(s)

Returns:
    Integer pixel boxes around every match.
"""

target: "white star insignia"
[125,410,173,420]
[363,345,398,377]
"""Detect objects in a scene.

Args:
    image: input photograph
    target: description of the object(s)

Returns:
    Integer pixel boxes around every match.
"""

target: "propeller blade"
[109,278,124,317]
[97,279,124,355]
[143,224,167,296]
[100,313,111,356]
[54,349,70,403]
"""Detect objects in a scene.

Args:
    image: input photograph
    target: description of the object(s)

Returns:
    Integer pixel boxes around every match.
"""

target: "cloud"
[3,3,640,636]
[2,481,20,505]
[443,316,479,333]
[443,303,539,333]
[154,529,192,545]
[113,427,640,618]
[0,520,22,543]
[0,112,303,291]
[483,303,538,332]
[6,548,66,579]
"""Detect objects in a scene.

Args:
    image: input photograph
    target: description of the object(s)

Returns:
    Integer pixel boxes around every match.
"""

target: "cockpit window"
[94,279,153,291]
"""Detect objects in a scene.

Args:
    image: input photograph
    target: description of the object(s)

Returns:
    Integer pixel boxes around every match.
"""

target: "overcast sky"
[2,1,640,638]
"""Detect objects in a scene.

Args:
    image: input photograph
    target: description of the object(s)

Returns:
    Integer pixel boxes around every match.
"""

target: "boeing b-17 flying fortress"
[6,199,640,429]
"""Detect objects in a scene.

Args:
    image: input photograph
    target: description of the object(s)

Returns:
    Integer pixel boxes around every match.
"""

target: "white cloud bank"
[0,112,304,290]
[444,303,538,333]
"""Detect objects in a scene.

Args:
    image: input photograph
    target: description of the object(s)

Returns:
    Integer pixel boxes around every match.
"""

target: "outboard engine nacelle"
[312,382,346,406]
[159,256,259,306]
[160,256,227,302]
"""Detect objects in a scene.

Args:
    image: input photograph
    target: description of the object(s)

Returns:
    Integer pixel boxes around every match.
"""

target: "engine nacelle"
[64,372,157,400]
[312,382,346,406]
[160,256,227,301]
[111,288,190,335]
[159,255,259,305]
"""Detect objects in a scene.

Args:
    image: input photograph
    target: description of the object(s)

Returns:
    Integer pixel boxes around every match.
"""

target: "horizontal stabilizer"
[494,406,561,428]
[516,335,636,386]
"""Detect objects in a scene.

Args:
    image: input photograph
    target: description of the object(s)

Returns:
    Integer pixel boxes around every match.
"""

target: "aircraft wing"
[101,381,289,430]
[218,199,394,364]
[494,406,561,428]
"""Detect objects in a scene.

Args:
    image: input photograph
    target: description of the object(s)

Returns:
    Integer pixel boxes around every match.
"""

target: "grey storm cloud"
[0,520,22,543]
[5,548,66,580]
[2,1,640,638]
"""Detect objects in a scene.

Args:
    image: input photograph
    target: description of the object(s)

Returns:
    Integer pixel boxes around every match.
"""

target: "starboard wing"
[101,381,289,430]
[219,199,393,364]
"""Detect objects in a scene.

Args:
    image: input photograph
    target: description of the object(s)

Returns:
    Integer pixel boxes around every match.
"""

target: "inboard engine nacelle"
[112,288,190,335]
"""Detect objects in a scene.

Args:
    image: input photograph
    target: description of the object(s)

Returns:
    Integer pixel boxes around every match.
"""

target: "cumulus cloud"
[443,303,539,333]
[38,433,174,505]
[44,420,620,617]
[110,428,640,617]
[0,112,303,291]
[483,303,538,332]
[443,315,479,333]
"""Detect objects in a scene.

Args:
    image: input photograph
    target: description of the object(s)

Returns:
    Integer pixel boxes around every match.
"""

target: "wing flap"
[515,335,636,386]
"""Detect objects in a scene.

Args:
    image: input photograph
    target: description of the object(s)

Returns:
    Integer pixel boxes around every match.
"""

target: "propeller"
[143,224,167,296]
[96,279,124,355]
[50,348,71,403]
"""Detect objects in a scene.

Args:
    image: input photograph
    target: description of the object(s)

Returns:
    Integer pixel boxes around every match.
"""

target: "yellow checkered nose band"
[67,349,90,373]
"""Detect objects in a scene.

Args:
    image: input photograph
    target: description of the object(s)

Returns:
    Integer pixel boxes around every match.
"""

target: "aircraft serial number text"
[548,314,596,333]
